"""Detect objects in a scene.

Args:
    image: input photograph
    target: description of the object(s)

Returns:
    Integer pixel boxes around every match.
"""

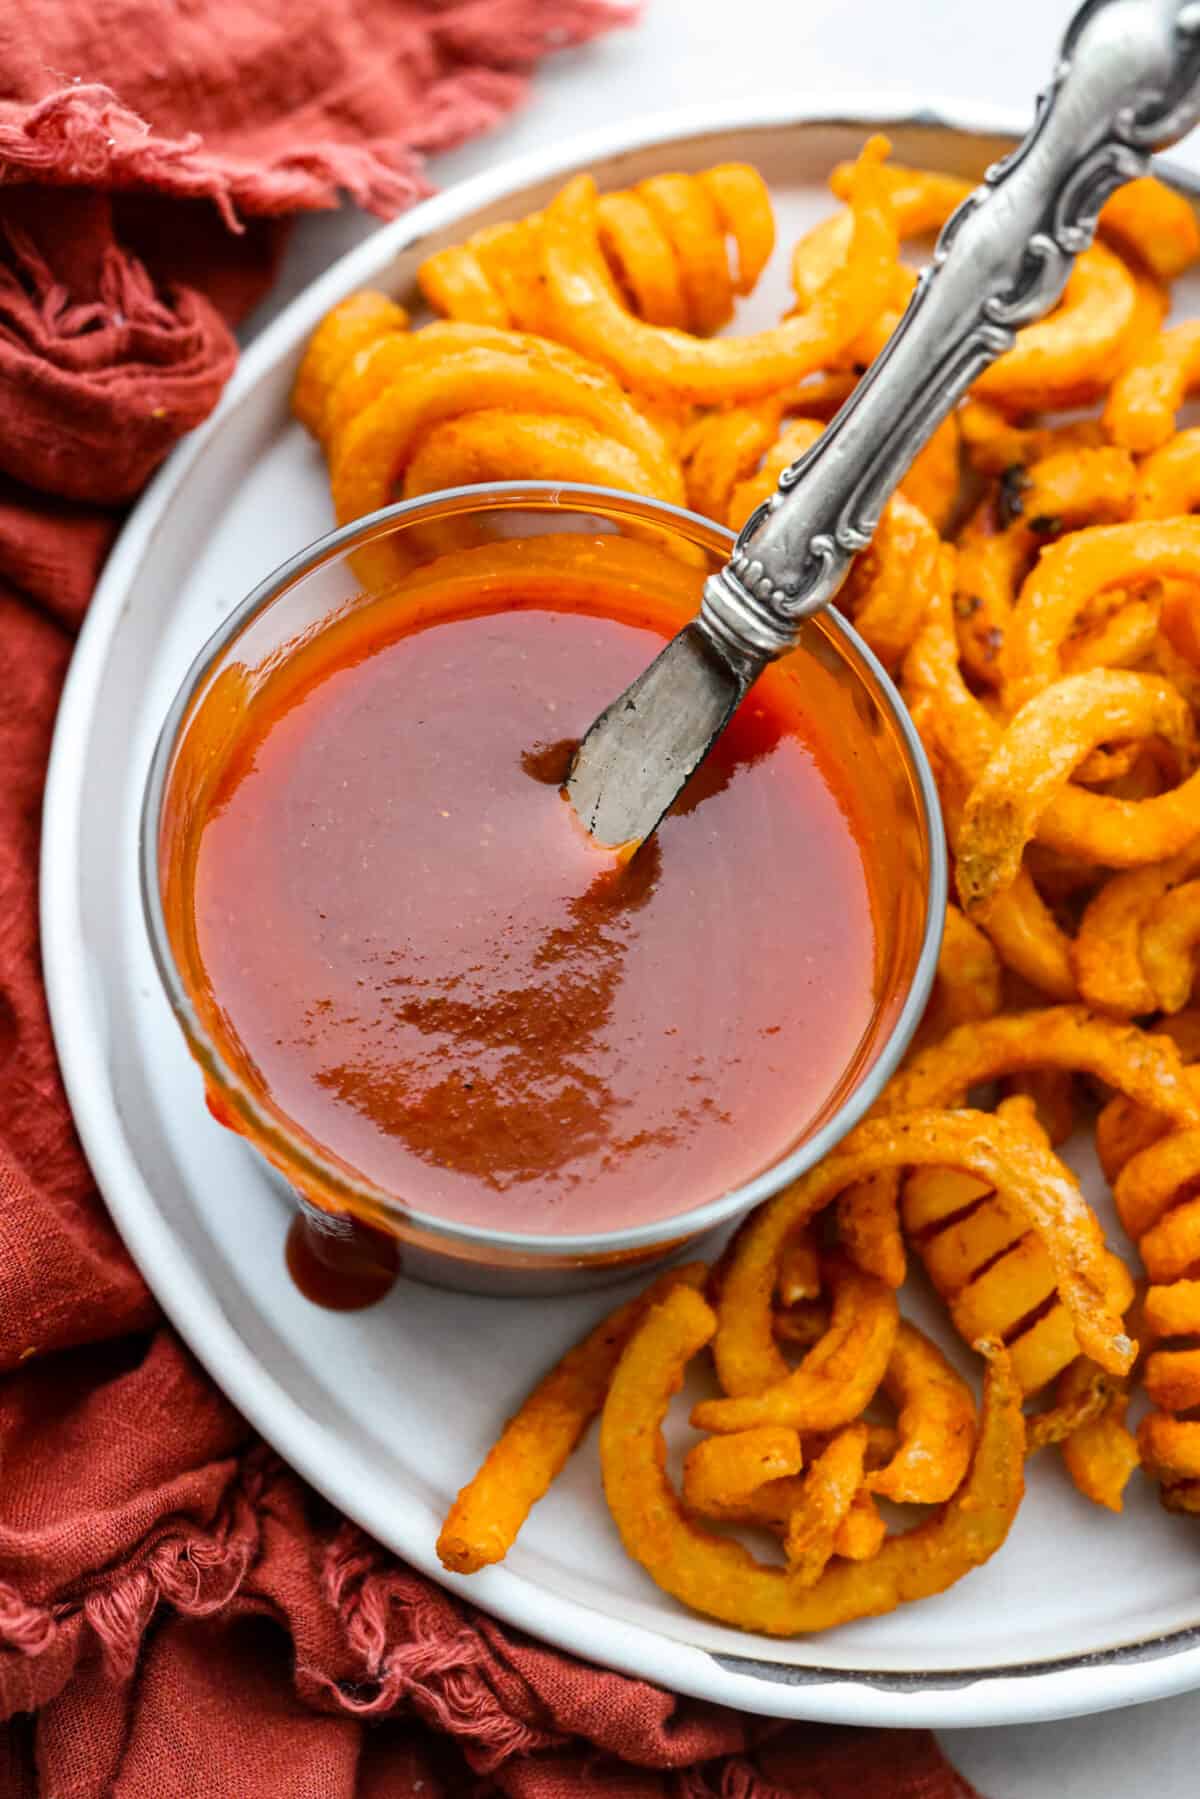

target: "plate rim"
[39,89,1200,1729]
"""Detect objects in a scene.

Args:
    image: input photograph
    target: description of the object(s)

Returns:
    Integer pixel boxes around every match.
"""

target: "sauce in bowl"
[167,535,886,1238]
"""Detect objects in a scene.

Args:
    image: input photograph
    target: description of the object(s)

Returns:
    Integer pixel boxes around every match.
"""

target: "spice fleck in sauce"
[188,582,880,1236]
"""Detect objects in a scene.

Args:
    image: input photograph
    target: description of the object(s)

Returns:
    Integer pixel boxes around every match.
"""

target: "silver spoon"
[567,0,1200,849]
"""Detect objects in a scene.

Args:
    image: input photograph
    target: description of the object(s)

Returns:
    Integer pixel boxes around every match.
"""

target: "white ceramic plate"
[40,96,1200,1729]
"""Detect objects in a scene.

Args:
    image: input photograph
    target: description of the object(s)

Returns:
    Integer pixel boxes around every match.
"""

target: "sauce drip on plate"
[185,573,881,1236]
[284,1212,400,1310]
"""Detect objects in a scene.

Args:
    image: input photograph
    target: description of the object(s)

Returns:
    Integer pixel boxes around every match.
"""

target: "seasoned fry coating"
[708,1109,1133,1382]
[291,291,410,443]
[776,1229,822,1307]
[537,140,897,403]
[1073,853,1200,1018]
[1141,880,1200,1013]
[973,243,1139,411]
[867,1322,976,1505]
[1056,1359,1139,1511]
[694,1255,899,1433]
[783,1427,868,1584]
[1098,177,1200,279]
[887,1008,1200,1126]
[1105,321,1200,452]
[953,446,1136,690]
[1001,518,1200,708]
[956,671,1196,915]
[682,1425,804,1514]
[437,1263,705,1573]
[601,1286,1025,1635]
[836,1173,906,1290]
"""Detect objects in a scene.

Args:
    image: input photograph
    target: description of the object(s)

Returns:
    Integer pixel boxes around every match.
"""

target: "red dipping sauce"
[168,548,885,1237]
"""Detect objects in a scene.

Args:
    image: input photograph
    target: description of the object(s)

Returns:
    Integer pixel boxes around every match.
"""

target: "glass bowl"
[141,483,946,1295]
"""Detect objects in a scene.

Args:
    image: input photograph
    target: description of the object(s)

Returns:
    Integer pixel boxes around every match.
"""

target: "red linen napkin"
[0,3,986,1791]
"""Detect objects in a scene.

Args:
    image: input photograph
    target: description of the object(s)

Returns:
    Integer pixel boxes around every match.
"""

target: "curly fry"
[538,138,898,403]
[329,335,683,586]
[1001,518,1200,707]
[888,1007,1200,1127]
[601,1287,1025,1635]
[683,1427,895,1540]
[837,264,918,366]
[683,401,784,521]
[1096,1092,1175,1184]
[913,903,1003,1052]
[597,190,689,329]
[714,1108,1133,1384]
[913,1173,1034,1298]
[1073,849,1200,1017]
[828,157,970,233]
[1146,1345,1200,1411]
[1141,1412,1200,1475]
[833,1490,888,1561]
[783,1427,868,1584]
[725,418,825,527]
[1055,1358,1139,1511]
[291,291,410,444]
[957,1237,1092,1352]
[401,409,676,506]
[953,447,1136,689]
[693,1255,899,1432]
[1161,582,1200,669]
[1115,1125,1200,1240]
[1011,1308,1102,1398]
[788,210,857,311]
[1139,1195,1200,1282]
[958,400,1108,476]
[903,556,1078,999]
[636,173,735,334]
[682,1425,804,1514]
[900,412,961,531]
[868,1322,976,1504]
[1025,1358,1113,1452]
[699,164,776,293]
[1134,427,1200,519]
[1061,595,1163,677]
[1141,880,1200,1013]
[324,320,533,446]
[417,243,511,330]
[776,1228,821,1307]
[1144,1278,1200,1339]
[472,219,560,337]
[901,1096,1130,1485]
[956,672,1196,915]
[1156,632,1200,714]
[1099,176,1200,279]
[822,173,1154,409]
[836,491,942,673]
[419,163,775,343]
[973,243,1139,410]
[836,1173,906,1290]
[1106,321,1200,452]
[436,1263,705,1573]
[1003,1068,1077,1148]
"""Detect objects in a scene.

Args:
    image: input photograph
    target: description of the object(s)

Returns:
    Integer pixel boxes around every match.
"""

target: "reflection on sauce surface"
[189,596,880,1234]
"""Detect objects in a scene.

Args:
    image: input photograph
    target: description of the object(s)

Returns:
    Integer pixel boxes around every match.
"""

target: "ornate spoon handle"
[700,0,1200,670]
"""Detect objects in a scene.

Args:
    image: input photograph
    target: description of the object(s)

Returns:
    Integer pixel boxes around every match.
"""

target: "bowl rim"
[139,479,948,1255]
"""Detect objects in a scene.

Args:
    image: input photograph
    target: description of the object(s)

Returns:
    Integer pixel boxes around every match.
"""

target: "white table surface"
[240,2,1200,1790]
